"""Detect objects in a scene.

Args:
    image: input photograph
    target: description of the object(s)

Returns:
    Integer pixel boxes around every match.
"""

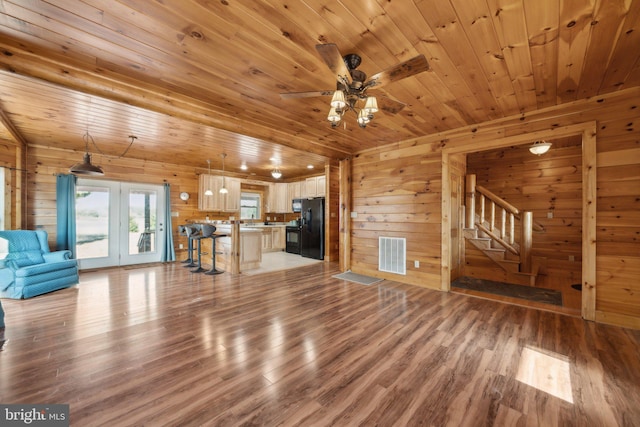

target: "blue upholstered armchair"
[0,230,79,299]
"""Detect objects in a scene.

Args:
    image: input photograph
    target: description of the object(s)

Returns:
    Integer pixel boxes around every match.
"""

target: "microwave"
[292,198,302,213]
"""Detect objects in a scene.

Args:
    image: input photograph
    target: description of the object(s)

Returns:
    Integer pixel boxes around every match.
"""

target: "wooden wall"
[350,146,443,288]
[20,145,339,262]
[25,145,202,255]
[326,161,340,262]
[350,86,640,329]
[0,140,17,229]
[464,136,583,298]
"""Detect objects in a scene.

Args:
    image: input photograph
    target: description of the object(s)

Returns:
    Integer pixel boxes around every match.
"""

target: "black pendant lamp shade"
[69,152,104,175]
[69,132,104,176]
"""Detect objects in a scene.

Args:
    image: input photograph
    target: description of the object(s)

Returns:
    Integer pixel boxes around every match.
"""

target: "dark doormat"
[451,276,563,306]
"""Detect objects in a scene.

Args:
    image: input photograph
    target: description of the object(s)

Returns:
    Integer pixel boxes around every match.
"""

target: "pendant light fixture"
[219,153,228,194]
[271,167,282,179]
[69,131,104,175]
[204,159,213,196]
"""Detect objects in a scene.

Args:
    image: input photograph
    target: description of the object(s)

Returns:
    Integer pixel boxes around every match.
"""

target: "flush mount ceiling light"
[69,131,104,175]
[204,159,213,196]
[219,153,228,194]
[280,44,429,129]
[529,140,552,155]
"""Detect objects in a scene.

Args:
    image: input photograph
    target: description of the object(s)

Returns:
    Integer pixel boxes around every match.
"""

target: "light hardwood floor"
[1,261,639,426]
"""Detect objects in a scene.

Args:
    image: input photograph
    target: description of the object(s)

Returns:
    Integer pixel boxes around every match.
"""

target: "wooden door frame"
[441,121,597,321]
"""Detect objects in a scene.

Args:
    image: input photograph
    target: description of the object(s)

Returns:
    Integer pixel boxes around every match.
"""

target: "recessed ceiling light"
[307,164,314,169]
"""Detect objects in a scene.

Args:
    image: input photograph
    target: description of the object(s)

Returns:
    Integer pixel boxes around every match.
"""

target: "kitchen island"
[210,224,262,272]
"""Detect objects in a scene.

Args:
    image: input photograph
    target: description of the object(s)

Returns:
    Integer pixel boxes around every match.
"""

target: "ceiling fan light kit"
[529,140,552,155]
[281,43,429,129]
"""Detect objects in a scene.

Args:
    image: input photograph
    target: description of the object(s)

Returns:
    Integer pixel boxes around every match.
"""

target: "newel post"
[520,211,533,274]
[465,174,476,229]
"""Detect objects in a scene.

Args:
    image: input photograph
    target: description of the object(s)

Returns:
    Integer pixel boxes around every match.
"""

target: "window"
[240,192,261,220]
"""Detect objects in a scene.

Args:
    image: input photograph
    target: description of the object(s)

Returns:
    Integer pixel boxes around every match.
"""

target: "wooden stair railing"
[465,175,540,274]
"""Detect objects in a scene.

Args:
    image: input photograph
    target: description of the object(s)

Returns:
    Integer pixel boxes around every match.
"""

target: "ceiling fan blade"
[377,96,406,114]
[367,55,430,89]
[280,90,334,99]
[315,43,352,86]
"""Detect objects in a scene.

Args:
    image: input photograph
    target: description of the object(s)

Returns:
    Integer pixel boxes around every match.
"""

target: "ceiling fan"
[280,43,430,127]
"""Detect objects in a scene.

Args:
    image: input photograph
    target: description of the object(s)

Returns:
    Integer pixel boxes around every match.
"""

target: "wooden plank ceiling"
[0,0,638,180]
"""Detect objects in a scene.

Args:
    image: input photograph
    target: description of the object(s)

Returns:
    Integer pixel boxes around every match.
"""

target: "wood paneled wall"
[351,86,640,329]
[22,146,339,262]
[465,137,583,293]
[0,139,17,229]
[325,161,340,262]
[351,147,443,288]
[25,145,202,252]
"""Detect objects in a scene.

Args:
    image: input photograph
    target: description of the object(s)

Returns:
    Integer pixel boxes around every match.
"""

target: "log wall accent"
[351,86,640,329]
[325,161,340,262]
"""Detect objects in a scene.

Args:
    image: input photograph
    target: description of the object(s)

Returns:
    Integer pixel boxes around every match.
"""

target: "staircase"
[463,175,545,287]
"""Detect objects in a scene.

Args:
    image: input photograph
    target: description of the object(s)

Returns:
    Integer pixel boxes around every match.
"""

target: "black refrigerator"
[300,197,324,260]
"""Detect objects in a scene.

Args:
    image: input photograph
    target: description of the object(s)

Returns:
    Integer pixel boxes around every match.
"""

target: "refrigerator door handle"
[305,208,312,229]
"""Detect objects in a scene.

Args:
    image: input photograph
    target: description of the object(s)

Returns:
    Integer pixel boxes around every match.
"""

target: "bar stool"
[178,225,195,264]
[183,225,201,268]
[205,231,228,275]
[190,224,216,273]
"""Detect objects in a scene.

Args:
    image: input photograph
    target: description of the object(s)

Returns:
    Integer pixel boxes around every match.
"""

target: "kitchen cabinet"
[268,182,289,213]
[259,226,286,252]
[303,175,326,198]
[316,175,326,196]
[272,226,285,250]
[198,174,240,212]
[215,227,262,271]
[287,181,301,202]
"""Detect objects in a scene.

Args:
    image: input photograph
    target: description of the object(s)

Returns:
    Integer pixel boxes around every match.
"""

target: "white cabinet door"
[305,177,317,197]
[316,175,326,196]
[223,177,241,212]
[199,174,223,211]
[288,181,301,205]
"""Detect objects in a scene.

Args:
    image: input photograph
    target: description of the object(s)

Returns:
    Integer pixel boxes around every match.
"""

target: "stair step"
[468,237,492,249]
[496,259,520,273]
[463,228,478,239]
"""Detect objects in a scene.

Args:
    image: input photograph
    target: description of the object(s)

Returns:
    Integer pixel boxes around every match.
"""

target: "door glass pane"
[76,185,110,259]
[129,189,157,255]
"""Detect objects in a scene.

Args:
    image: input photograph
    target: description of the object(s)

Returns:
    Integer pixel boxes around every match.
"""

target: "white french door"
[75,179,165,269]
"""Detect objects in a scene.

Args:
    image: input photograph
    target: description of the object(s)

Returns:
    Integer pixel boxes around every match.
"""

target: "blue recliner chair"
[0,230,79,299]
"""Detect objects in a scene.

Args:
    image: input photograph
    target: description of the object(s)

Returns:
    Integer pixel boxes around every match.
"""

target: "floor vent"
[378,237,406,275]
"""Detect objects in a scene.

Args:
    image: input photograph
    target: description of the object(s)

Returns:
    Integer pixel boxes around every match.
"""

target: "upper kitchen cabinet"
[199,174,240,212]
[303,175,326,198]
[287,181,301,202]
[267,182,289,213]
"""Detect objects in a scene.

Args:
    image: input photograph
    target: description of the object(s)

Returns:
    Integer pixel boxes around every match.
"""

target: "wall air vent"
[378,237,406,275]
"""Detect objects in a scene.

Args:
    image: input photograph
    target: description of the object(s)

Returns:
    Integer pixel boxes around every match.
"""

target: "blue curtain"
[161,183,176,262]
[56,174,77,257]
